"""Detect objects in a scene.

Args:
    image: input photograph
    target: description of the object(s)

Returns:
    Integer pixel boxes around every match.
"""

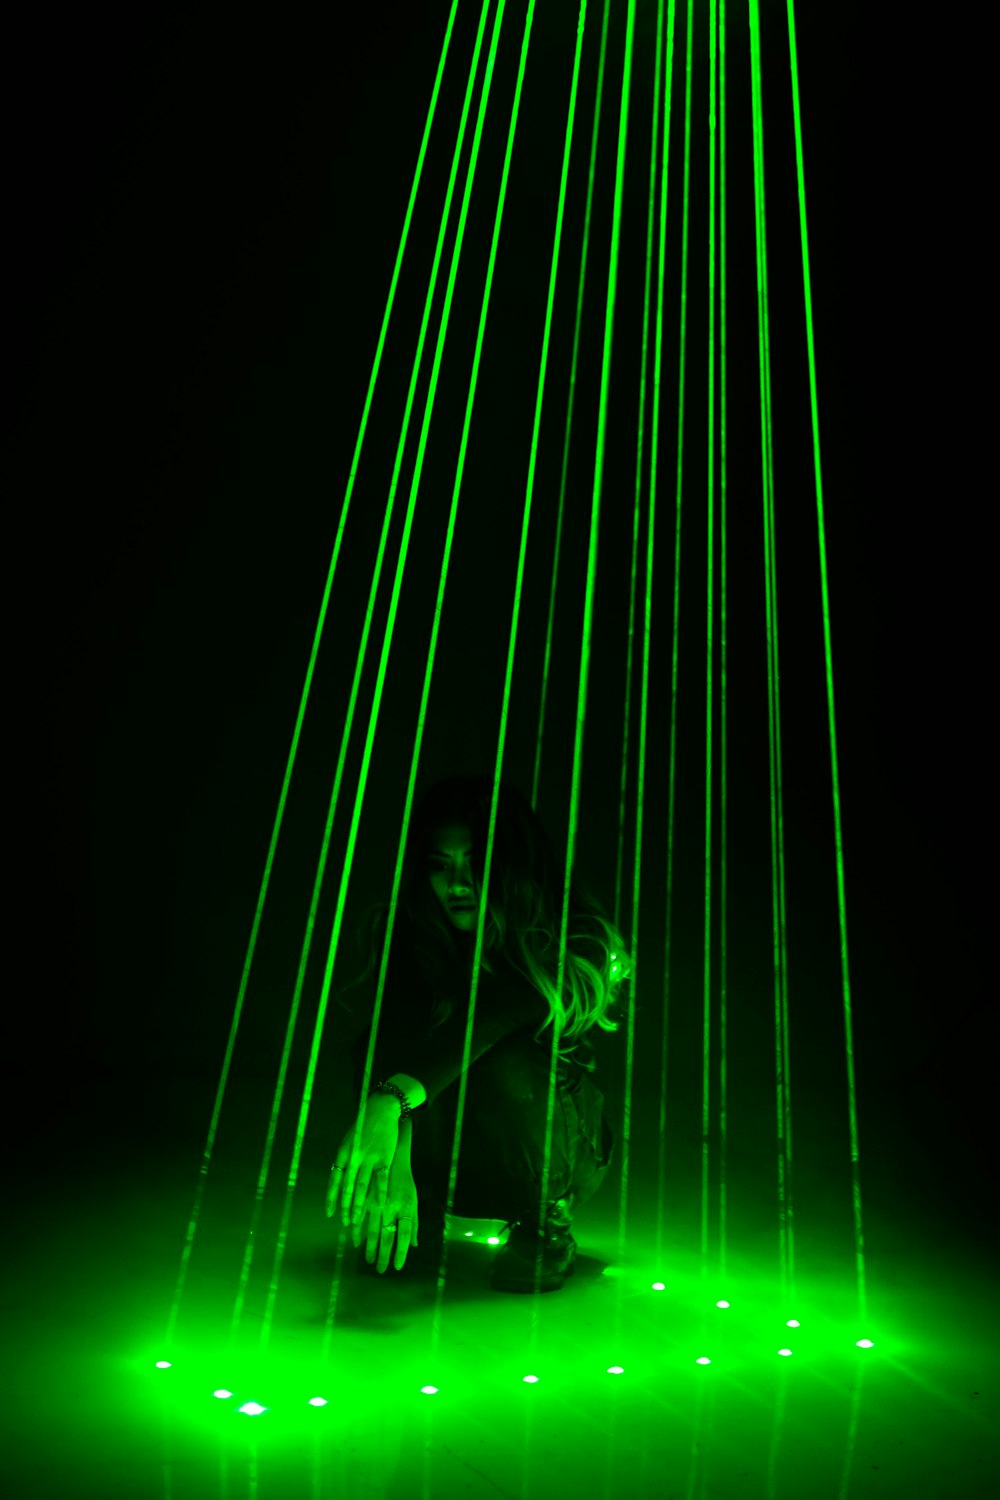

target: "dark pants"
[409,1029,615,1223]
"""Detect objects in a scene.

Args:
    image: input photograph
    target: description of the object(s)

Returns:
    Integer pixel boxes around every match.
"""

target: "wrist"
[367,1088,403,1119]
[383,1072,427,1110]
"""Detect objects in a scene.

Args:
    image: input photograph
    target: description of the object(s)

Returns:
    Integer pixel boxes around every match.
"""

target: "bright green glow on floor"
[151,1300,881,1416]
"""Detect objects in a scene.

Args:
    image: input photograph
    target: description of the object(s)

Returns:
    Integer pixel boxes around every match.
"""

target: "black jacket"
[348,926,596,1112]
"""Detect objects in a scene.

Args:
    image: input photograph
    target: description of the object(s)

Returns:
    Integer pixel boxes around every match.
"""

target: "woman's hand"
[355,1155,420,1273]
[325,1098,400,1228]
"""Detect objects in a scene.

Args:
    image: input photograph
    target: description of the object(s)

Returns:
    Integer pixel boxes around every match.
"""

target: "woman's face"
[427,822,479,930]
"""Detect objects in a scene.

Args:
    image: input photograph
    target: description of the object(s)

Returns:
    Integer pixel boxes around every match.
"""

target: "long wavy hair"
[340,774,632,1063]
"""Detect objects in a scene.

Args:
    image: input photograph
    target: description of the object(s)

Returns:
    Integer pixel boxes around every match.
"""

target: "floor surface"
[3,1097,996,1500]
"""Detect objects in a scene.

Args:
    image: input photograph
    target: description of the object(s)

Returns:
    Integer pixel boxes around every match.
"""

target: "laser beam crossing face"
[427,823,479,929]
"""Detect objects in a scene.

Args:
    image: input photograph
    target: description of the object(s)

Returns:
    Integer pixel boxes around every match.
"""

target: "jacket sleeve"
[348,955,550,1111]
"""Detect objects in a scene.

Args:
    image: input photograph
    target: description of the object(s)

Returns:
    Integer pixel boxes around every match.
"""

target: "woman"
[328,773,629,1291]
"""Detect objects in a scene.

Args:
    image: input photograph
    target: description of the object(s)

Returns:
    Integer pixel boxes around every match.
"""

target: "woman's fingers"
[352,1200,412,1274]
[342,1166,362,1225]
[393,1224,412,1272]
[381,1225,400,1274]
[375,1218,410,1273]
[348,1168,391,1226]
[360,1209,393,1270]
[350,1175,369,1225]
[325,1167,342,1219]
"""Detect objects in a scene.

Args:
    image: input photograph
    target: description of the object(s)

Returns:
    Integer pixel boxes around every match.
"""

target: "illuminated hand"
[325,1099,399,1228]
[355,1156,420,1273]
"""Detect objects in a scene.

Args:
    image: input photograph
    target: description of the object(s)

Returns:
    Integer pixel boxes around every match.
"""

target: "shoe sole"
[489,1241,577,1292]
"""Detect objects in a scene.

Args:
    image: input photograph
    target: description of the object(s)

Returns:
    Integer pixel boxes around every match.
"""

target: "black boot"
[489,1193,577,1292]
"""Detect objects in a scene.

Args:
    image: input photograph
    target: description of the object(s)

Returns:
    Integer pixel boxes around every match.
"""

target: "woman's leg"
[410,1032,611,1221]
[561,1064,614,1213]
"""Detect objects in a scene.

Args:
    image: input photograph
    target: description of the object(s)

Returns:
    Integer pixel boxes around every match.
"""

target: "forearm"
[362,1072,425,1166]
[394,1114,413,1167]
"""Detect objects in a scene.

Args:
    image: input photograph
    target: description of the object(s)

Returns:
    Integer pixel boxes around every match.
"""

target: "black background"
[7,3,990,1244]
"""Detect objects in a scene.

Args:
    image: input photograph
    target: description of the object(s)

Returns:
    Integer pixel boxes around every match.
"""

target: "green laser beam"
[325,0,557,1345]
[613,0,670,1286]
[553,0,641,1295]
[785,0,867,1326]
[399,0,571,1318]
[316,0,533,1357]
[749,0,796,1304]
[717,0,730,1287]
[646,0,680,1275]
[162,0,868,1357]
[703,0,717,1297]
[531,0,615,817]
[460,0,595,1303]
[261,0,503,1351]
[664,0,694,1267]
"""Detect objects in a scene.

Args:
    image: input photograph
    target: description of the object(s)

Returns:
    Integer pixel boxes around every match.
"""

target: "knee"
[471,1046,538,1106]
